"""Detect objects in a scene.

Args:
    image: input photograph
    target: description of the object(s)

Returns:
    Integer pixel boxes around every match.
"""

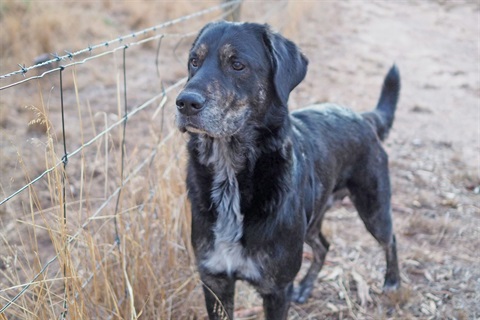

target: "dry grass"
[0,1,217,319]
[0,59,199,319]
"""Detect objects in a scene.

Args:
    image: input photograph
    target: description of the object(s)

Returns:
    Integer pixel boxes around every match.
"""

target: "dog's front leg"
[201,273,235,320]
[261,283,293,320]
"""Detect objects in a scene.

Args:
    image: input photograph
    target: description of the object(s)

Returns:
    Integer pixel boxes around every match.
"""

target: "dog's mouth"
[185,124,208,135]
[175,107,250,138]
[176,114,209,135]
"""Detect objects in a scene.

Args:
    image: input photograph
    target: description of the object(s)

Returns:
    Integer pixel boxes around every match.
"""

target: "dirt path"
[279,1,479,318]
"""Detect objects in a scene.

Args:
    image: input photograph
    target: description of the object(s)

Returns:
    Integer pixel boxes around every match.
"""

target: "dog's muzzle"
[175,90,208,134]
[176,91,206,116]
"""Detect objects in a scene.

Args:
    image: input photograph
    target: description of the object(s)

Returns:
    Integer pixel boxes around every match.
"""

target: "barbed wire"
[0,77,185,207]
[0,0,299,317]
[0,0,207,312]
[0,91,177,314]
[0,0,241,82]
[0,31,196,92]
[0,8,214,204]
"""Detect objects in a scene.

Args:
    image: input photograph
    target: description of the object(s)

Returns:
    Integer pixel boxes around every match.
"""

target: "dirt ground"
[281,1,480,319]
[0,0,479,319]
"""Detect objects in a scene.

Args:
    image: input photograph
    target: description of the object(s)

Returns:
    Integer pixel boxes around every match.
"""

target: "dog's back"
[290,65,400,199]
[292,64,400,149]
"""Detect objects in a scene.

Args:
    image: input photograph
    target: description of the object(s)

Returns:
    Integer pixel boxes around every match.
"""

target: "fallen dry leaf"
[351,270,372,307]
[322,266,343,281]
[326,302,339,312]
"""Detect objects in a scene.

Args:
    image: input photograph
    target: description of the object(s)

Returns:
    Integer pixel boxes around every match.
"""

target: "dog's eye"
[232,61,245,71]
[190,58,199,68]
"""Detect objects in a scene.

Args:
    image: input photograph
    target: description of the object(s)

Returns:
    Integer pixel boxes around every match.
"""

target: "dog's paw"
[383,279,400,293]
[291,285,313,304]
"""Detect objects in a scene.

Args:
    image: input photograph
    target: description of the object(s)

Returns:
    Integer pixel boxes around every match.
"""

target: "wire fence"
[0,1,244,318]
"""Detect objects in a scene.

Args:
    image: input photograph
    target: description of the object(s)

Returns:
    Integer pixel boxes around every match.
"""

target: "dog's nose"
[176,91,206,116]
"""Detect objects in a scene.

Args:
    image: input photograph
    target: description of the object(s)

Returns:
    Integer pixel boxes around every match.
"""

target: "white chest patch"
[202,241,261,280]
[198,138,261,280]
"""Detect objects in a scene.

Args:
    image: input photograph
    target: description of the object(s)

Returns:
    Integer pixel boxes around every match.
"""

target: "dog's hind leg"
[201,273,235,320]
[292,215,329,304]
[262,283,293,320]
[348,151,400,291]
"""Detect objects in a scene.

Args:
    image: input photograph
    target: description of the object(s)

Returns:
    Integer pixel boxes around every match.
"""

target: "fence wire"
[0,0,241,317]
[0,0,240,205]
[0,0,294,317]
[0,0,241,83]
[0,74,185,316]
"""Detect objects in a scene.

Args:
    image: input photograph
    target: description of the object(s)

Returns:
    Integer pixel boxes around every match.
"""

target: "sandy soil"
[284,1,480,319]
[0,1,479,319]
[280,1,479,319]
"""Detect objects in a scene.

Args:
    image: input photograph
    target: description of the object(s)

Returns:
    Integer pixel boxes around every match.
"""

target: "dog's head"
[175,21,308,138]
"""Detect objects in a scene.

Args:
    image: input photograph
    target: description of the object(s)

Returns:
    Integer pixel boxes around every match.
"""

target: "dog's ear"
[263,25,309,106]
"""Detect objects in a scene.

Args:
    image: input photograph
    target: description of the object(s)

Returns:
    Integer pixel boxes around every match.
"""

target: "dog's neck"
[197,135,251,171]
[195,135,251,244]
[192,119,290,240]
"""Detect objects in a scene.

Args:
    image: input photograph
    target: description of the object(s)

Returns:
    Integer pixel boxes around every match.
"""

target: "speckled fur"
[176,21,401,320]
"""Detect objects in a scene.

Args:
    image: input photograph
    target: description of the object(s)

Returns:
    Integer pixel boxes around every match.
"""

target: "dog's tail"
[362,65,400,141]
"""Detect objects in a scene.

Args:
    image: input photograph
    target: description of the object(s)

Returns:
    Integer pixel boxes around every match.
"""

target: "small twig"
[338,277,359,320]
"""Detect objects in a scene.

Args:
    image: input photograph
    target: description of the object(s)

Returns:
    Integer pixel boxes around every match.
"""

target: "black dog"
[175,21,400,319]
